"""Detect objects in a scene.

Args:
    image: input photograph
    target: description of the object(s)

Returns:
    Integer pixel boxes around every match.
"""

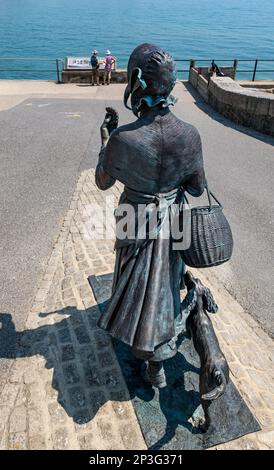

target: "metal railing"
[174,59,195,79]
[0,57,273,82]
[174,59,274,81]
[0,57,63,82]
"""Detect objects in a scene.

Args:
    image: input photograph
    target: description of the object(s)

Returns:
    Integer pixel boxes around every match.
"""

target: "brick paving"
[0,168,273,450]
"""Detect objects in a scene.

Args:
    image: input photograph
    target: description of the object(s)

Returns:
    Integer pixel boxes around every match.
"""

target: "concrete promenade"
[0,81,273,450]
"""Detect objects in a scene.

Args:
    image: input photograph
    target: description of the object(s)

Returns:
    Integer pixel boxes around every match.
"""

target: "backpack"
[90,55,98,68]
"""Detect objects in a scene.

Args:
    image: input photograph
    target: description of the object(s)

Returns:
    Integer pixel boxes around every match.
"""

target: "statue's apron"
[98,186,185,360]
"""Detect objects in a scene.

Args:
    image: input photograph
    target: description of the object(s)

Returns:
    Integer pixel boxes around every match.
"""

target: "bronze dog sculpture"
[184,271,229,403]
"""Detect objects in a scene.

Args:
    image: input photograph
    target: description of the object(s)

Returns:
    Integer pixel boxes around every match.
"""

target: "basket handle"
[205,181,223,211]
[183,180,222,211]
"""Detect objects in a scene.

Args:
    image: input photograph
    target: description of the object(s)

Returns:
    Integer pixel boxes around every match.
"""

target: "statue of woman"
[95,43,206,388]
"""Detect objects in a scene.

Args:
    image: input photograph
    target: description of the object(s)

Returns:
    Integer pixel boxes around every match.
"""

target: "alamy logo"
[82,195,192,250]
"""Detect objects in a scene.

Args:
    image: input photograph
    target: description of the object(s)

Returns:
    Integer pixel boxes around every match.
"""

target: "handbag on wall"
[181,182,233,268]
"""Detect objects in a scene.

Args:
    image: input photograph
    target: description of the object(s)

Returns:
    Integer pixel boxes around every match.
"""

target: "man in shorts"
[90,50,100,86]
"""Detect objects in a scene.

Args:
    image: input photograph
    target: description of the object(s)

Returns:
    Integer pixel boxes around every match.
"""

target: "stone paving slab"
[0,168,273,450]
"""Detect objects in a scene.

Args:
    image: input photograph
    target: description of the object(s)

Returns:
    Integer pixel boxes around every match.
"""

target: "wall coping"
[209,76,274,101]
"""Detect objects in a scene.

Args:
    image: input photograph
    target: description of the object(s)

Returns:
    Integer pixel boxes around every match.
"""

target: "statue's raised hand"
[100,107,119,146]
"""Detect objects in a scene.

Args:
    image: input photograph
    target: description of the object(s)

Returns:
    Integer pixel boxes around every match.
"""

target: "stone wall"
[197,74,209,102]
[189,68,209,102]
[189,68,274,136]
[62,69,127,84]
[208,77,274,136]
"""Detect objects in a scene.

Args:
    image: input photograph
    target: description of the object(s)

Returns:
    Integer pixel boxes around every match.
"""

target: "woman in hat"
[103,50,115,85]
[95,43,206,387]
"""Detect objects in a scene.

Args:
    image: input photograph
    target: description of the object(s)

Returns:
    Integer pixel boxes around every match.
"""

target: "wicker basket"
[181,184,233,268]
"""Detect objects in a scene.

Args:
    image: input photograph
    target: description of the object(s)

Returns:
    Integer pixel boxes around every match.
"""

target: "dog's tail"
[201,369,227,401]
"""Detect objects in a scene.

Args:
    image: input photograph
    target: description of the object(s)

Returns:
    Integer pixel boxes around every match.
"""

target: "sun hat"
[92,49,98,54]
[106,50,111,55]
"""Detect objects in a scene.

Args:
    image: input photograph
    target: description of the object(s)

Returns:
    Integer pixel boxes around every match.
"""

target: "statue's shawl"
[102,111,205,195]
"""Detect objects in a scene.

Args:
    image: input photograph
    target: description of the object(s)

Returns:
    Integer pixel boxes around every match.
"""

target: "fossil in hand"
[105,107,119,135]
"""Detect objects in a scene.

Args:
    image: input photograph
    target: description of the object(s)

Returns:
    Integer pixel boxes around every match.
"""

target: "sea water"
[0,0,273,80]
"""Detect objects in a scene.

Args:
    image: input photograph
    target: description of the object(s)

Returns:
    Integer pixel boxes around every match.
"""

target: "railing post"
[188,59,196,83]
[190,59,196,69]
[252,59,258,81]
[233,59,238,79]
[56,59,61,83]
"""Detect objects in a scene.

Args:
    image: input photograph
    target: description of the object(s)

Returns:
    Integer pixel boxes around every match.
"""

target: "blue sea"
[0,0,273,80]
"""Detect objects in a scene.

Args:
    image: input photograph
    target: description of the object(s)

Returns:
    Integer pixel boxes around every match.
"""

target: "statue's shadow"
[112,333,203,450]
[0,304,260,449]
[0,307,201,447]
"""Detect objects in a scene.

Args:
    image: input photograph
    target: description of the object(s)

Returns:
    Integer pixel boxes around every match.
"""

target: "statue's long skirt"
[98,225,184,354]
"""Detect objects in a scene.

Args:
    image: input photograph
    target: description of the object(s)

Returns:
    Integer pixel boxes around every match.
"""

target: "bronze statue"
[95,44,229,407]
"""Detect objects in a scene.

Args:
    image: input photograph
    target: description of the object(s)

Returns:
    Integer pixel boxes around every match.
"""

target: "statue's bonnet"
[124,43,177,116]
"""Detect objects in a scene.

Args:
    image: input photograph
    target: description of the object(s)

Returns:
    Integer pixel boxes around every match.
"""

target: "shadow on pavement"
[0,301,260,449]
[0,308,201,449]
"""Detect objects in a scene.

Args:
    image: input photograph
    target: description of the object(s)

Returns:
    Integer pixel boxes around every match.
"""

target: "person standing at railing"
[90,49,100,86]
[103,50,115,85]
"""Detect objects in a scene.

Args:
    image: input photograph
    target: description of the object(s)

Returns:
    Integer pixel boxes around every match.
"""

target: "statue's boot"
[142,360,167,388]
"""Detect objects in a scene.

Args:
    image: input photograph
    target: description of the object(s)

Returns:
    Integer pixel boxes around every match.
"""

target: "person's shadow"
[0,307,203,447]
